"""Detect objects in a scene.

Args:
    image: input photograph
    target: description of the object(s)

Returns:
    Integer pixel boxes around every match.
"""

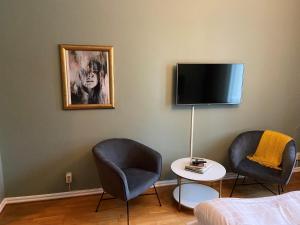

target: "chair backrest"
[93,138,149,169]
[281,140,297,184]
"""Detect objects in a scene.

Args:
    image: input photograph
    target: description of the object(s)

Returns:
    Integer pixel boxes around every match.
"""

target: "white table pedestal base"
[173,183,219,209]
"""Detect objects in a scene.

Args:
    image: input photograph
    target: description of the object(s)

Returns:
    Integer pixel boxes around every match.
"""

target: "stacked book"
[185,157,213,174]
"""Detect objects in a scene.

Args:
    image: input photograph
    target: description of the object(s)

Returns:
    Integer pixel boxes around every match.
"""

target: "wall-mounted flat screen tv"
[176,63,244,105]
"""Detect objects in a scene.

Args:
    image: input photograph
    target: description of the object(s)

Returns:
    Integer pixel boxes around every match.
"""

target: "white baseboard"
[0,188,104,214]
[223,172,238,180]
[0,170,298,213]
[0,198,6,214]
[5,188,103,205]
[293,167,300,172]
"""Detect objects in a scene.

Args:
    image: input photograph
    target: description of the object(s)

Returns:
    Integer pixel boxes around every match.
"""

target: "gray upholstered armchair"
[92,138,162,225]
[229,130,296,196]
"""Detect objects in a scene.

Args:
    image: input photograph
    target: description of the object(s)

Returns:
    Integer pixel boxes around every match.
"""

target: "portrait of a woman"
[60,44,114,109]
[67,50,110,105]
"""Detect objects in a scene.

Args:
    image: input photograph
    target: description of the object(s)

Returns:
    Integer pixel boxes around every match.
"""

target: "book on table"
[185,158,213,174]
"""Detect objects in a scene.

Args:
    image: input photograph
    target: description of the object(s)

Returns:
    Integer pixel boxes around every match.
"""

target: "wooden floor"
[1,173,300,225]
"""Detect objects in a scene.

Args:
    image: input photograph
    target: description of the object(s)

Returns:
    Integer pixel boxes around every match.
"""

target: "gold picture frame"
[59,44,114,109]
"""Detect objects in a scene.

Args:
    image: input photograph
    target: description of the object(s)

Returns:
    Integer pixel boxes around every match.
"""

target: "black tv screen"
[176,63,244,105]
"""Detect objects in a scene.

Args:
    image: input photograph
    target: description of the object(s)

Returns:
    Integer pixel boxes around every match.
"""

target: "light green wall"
[0,0,299,197]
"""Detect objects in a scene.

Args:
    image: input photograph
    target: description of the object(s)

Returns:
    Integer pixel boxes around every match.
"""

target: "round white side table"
[171,157,226,210]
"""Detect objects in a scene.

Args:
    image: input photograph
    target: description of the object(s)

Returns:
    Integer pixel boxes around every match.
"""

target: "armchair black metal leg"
[242,176,246,184]
[95,191,104,212]
[126,201,130,225]
[277,185,281,195]
[281,185,284,193]
[230,174,239,197]
[153,184,162,206]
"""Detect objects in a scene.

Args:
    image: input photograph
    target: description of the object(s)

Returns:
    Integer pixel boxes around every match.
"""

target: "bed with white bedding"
[189,191,300,225]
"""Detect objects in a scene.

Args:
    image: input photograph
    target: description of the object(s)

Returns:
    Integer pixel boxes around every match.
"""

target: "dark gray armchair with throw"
[92,138,162,225]
[229,130,296,196]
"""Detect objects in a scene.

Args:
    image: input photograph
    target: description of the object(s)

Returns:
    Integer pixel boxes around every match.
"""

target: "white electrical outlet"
[65,172,72,184]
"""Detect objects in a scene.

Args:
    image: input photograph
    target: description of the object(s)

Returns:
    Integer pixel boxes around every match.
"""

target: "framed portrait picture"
[59,44,114,109]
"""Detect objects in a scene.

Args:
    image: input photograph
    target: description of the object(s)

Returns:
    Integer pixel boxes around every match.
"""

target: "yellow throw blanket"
[247,130,292,170]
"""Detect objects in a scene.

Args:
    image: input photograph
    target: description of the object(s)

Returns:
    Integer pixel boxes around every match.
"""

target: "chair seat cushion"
[122,168,160,200]
[237,159,283,184]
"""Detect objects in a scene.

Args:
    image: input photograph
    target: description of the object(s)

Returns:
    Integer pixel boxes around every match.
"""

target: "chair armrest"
[137,144,162,175]
[280,141,297,184]
[93,151,130,201]
[229,131,263,172]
